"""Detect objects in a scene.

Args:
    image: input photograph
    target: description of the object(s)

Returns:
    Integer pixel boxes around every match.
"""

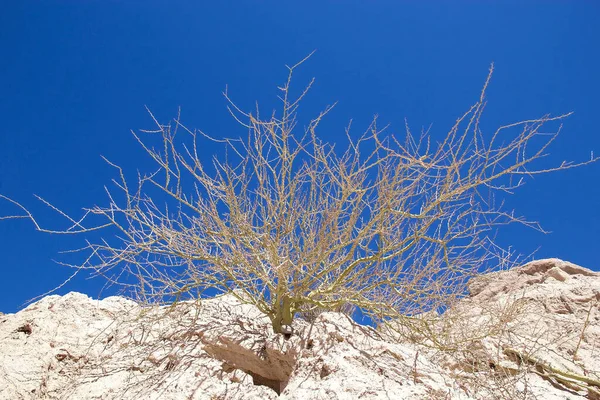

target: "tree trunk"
[272,294,294,334]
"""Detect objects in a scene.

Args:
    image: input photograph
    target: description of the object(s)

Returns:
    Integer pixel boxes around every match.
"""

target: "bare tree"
[2,58,596,334]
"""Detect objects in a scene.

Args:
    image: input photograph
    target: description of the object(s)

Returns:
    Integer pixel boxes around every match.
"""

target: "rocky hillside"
[1,258,598,399]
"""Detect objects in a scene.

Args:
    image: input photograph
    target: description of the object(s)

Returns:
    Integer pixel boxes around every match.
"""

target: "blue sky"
[1,2,598,313]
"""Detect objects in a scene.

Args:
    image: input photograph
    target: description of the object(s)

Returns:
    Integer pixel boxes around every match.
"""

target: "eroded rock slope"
[0,258,598,399]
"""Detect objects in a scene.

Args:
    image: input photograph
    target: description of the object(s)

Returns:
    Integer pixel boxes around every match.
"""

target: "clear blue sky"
[1,2,598,313]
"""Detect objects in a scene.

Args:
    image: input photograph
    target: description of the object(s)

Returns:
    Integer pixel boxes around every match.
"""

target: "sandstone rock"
[431,258,600,399]
[0,258,598,399]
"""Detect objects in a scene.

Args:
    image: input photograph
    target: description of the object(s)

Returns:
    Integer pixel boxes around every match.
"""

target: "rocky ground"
[0,258,598,399]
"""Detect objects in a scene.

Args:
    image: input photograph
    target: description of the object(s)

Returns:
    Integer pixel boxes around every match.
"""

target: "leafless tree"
[2,57,596,334]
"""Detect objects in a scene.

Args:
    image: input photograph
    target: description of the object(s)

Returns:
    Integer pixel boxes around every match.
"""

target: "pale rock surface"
[0,258,598,399]
[413,258,600,399]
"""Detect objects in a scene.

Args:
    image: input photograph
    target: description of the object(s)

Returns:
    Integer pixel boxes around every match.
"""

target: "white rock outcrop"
[0,258,598,399]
